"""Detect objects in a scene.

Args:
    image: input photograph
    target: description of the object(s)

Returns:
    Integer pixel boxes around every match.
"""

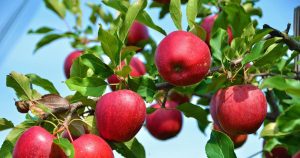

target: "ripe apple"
[127,21,149,46]
[215,85,267,135]
[265,147,291,158]
[107,57,146,91]
[213,124,247,148]
[201,14,233,44]
[146,101,182,140]
[154,0,170,4]
[64,50,82,78]
[95,90,146,142]
[13,126,66,158]
[169,91,190,105]
[73,134,114,158]
[155,31,211,86]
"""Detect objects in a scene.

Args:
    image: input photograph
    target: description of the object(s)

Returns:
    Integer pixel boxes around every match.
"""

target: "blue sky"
[0,0,299,158]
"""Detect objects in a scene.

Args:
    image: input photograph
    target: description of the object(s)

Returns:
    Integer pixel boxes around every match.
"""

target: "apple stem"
[66,127,74,142]
[161,89,170,108]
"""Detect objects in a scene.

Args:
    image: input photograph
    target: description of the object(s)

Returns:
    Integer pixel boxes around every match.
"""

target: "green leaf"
[260,122,288,137]
[0,120,37,157]
[26,74,59,94]
[128,76,156,102]
[210,29,228,62]
[110,138,145,158]
[98,26,121,66]
[34,34,62,52]
[119,0,146,43]
[205,130,237,158]
[70,57,91,78]
[80,54,114,78]
[44,0,66,19]
[254,43,288,67]
[66,77,107,97]
[137,11,167,36]
[214,4,251,37]
[53,138,75,158]
[242,41,265,65]
[261,76,300,97]
[0,118,14,131]
[177,103,209,133]
[186,0,198,29]
[84,115,98,135]
[189,23,206,41]
[6,71,40,100]
[146,107,157,114]
[28,27,54,34]
[263,138,283,152]
[170,0,182,30]
[277,104,300,133]
[116,65,132,77]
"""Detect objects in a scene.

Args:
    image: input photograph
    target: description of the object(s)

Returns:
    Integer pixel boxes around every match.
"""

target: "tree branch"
[264,24,300,52]
[265,90,280,121]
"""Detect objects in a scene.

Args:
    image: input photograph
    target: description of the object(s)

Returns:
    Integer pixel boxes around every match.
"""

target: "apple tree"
[1,0,300,157]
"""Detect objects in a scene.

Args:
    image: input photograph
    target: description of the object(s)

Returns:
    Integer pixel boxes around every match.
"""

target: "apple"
[169,91,190,105]
[146,101,182,140]
[95,90,146,142]
[154,0,170,4]
[155,31,211,86]
[214,85,267,135]
[201,14,233,44]
[64,50,82,78]
[265,147,291,158]
[127,21,149,46]
[13,126,66,158]
[107,57,146,91]
[213,124,247,148]
[73,134,114,158]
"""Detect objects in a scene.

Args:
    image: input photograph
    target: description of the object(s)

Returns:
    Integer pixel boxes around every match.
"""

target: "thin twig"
[265,90,280,121]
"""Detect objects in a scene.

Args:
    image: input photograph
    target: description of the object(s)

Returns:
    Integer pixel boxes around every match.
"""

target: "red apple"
[169,91,190,105]
[127,21,149,46]
[155,31,211,86]
[64,50,82,78]
[95,90,146,142]
[154,0,170,4]
[73,134,114,158]
[13,126,66,158]
[215,85,267,135]
[146,101,182,140]
[201,14,233,44]
[213,124,247,148]
[265,147,291,158]
[108,57,146,91]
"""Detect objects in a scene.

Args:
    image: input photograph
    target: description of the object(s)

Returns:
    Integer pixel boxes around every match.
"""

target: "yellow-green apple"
[155,31,211,86]
[146,101,182,140]
[64,50,82,78]
[95,90,146,142]
[127,21,149,46]
[13,126,66,158]
[213,85,267,135]
[201,14,233,44]
[107,57,146,91]
[73,134,114,158]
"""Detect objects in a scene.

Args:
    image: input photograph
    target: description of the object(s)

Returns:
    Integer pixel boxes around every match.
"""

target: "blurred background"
[0,0,299,158]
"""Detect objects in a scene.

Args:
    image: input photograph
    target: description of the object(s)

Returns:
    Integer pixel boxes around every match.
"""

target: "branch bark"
[265,90,280,121]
